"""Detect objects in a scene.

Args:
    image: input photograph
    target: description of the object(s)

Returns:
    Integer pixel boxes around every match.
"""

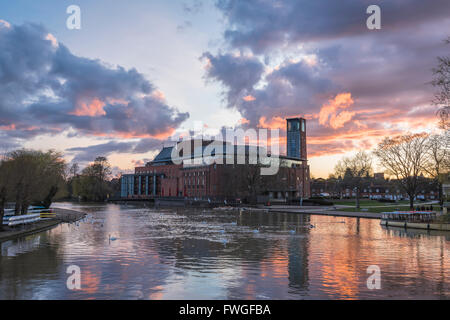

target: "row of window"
[137,168,177,177]
[185,178,206,186]
[186,184,205,189]
[184,171,206,177]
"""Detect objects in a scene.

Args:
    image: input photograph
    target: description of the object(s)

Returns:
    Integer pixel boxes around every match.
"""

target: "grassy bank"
[334,199,414,207]
[337,206,415,213]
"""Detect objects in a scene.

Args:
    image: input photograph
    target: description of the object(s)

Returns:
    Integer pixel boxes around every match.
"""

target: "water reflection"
[0,203,448,299]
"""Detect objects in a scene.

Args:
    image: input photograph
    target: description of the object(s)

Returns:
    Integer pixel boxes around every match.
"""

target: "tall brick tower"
[287,118,307,160]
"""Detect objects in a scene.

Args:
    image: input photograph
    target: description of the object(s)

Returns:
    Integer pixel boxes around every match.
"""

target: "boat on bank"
[2,207,55,226]
[380,211,450,231]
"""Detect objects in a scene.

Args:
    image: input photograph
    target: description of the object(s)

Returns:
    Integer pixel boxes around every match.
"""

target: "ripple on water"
[0,203,448,300]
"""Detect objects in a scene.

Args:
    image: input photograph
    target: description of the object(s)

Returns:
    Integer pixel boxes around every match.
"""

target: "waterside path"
[267,206,383,219]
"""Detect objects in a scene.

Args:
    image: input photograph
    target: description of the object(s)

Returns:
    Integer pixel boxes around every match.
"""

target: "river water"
[0,203,448,299]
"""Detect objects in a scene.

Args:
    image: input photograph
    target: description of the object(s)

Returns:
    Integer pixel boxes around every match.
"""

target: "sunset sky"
[0,0,448,178]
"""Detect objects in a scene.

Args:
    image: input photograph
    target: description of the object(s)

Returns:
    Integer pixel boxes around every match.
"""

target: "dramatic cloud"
[204,54,333,126]
[66,138,167,163]
[319,93,355,129]
[204,0,449,161]
[216,0,450,53]
[67,141,136,163]
[202,52,264,106]
[0,22,189,144]
[0,132,21,151]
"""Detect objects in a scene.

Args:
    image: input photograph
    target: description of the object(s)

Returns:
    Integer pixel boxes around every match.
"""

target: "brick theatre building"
[121,118,310,202]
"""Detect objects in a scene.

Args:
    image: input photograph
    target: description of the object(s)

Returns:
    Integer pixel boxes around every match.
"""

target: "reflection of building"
[287,215,310,290]
[121,118,310,202]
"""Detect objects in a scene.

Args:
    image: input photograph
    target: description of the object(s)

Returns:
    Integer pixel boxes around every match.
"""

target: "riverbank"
[266,205,383,219]
[0,208,86,243]
[380,219,450,231]
[267,205,450,231]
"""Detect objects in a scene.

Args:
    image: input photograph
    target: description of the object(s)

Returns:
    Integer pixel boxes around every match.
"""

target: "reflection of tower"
[287,214,309,290]
[287,118,307,159]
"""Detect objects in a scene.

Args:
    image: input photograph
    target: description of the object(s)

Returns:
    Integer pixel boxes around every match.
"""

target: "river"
[0,203,448,299]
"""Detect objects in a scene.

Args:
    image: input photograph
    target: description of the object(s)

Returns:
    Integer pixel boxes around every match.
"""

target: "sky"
[0,0,448,178]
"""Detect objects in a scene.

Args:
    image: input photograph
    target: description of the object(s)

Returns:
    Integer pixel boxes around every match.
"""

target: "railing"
[381,211,437,223]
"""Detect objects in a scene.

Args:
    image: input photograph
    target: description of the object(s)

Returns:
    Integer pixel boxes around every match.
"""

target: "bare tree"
[374,134,429,209]
[68,162,80,178]
[92,156,112,181]
[72,157,113,202]
[0,160,13,231]
[34,151,67,208]
[424,134,449,207]
[219,163,269,203]
[437,107,450,130]
[431,37,450,130]
[334,151,373,209]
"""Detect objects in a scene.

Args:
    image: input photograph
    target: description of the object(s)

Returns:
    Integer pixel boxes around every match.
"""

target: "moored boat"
[2,206,55,226]
[380,211,450,231]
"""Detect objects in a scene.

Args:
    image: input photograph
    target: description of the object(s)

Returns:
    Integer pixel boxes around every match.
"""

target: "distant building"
[311,175,440,201]
[444,183,450,202]
[121,118,311,203]
[374,172,385,180]
[310,178,341,198]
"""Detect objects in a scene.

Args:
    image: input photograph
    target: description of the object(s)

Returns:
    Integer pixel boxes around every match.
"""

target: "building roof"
[150,147,175,165]
[147,141,307,166]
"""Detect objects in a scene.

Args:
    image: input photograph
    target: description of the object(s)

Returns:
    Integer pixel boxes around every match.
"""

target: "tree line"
[334,37,450,210]
[0,152,118,230]
[66,157,119,202]
[333,132,449,210]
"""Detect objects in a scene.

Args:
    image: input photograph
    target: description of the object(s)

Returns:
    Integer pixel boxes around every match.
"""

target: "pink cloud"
[319,93,355,129]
